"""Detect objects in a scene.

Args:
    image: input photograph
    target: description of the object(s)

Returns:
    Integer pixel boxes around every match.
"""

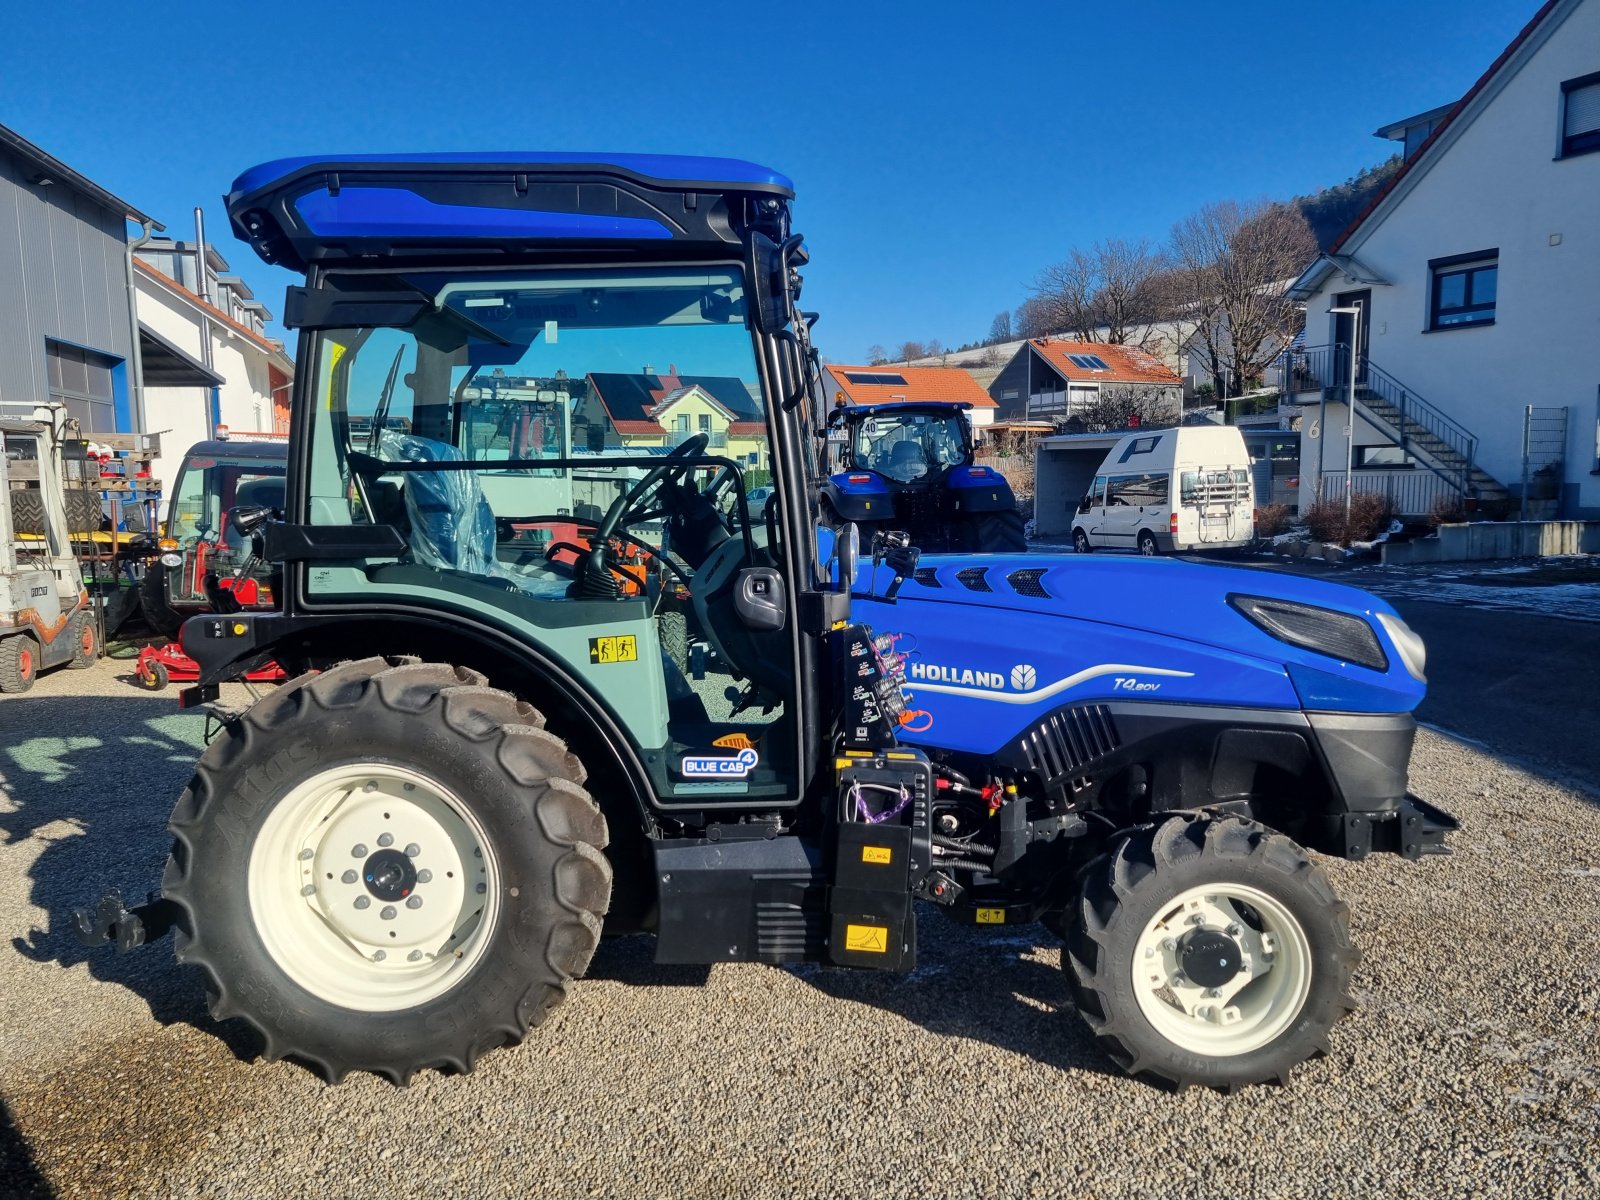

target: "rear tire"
[138,567,185,639]
[8,488,104,535]
[1138,530,1159,556]
[162,657,612,1083]
[973,508,1027,553]
[1073,528,1092,554]
[1065,815,1357,1091]
[0,634,39,693]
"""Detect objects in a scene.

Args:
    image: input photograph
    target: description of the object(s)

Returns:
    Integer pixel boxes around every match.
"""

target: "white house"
[1286,0,1600,519]
[133,238,293,514]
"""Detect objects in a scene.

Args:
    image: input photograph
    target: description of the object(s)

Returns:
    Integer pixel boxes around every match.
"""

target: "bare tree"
[1013,296,1055,340]
[895,340,928,363]
[865,344,888,366]
[1030,239,1171,347]
[987,310,1012,344]
[925,338,946,364]
[1169,200,1316,399]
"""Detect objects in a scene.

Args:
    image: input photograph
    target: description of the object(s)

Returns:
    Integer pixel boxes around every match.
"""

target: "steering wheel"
[579,434,709,596]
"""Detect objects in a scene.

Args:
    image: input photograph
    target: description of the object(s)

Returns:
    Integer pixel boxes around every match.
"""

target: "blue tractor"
[77,152,1454,1092]
[821,400,1027,552]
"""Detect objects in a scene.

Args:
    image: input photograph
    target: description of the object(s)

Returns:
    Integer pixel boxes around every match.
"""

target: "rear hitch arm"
[72,889,181,952]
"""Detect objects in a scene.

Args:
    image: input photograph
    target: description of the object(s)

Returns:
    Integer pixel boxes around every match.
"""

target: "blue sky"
[0,0,1535,364]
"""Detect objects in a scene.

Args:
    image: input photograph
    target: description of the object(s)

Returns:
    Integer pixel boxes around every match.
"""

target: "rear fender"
[944,464,1016,514]
[822,472,892,522]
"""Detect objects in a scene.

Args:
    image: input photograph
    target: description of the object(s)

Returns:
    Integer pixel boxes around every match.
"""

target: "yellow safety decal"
[975,907,1006,925]
[885,751,915,761]
[861,846,893,865]
[835,758,853,770]
[587,634,638,664]
[845,924,888,953]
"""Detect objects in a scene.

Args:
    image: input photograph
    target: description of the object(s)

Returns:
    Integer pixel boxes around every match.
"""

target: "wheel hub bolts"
[354,896,371,910]
[342,870,358,885]
[377,833,394,848]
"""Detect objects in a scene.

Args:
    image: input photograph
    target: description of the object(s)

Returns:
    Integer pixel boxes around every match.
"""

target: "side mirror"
[229,505,275,539]
[836,522,859,594]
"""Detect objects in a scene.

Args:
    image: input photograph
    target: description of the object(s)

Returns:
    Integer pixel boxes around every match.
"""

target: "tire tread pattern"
[162,657,611,1085]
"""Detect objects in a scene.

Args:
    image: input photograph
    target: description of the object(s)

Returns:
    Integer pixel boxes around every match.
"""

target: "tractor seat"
[883,440,928,482]
[377,431,501,577]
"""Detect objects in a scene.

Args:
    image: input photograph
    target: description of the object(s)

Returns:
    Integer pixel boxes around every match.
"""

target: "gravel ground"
[2,657,1598,1200]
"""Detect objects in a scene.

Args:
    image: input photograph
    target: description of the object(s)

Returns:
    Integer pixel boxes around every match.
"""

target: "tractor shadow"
[781,913,1124,1082]
[0,693,261,1063]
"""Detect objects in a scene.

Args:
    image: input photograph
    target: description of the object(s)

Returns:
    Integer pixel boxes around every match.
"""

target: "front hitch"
[72,889,181,952]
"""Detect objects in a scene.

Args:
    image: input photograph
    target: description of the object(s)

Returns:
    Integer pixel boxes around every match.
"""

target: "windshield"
[306,266,768,530]
[166,454,286,544]
[851,410,968,482]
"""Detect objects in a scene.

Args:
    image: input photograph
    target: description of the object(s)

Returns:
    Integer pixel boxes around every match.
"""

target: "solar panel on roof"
[1085,355,1110,370]
[843,372,909,385]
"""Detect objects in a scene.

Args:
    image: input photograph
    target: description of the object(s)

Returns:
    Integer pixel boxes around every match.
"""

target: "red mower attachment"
[135,642,287,691]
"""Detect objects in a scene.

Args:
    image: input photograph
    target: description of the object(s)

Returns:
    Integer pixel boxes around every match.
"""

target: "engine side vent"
[1006,567,1050,599]
[955,566,992,593]
[913,567,942,588]
[755,902,825,961]
[1018,705,1120,790]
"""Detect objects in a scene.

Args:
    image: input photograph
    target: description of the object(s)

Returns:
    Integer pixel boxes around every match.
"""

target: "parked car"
[1072,426,1254,555]
[746,484,775,519]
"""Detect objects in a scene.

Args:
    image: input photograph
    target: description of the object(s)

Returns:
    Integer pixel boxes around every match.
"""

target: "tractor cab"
[822,401,1025,552]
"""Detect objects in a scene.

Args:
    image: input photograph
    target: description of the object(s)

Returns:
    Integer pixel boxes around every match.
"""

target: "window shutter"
[1566,81,1600,138]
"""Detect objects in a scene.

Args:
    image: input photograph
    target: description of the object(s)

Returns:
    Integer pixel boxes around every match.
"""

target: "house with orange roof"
[1284,0,1599,519]
[574,368,770,476]
[985,338,1183,426]
[820,364,998,432]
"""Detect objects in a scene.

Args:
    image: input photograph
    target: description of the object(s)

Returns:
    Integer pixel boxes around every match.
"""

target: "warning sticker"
[844,924,888,953]
[861,846,893,865]
[975,907,1006,925]
[588,635,638,664]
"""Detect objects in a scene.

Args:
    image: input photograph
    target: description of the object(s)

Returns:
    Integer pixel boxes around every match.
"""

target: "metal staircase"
[1284,345,1508,503]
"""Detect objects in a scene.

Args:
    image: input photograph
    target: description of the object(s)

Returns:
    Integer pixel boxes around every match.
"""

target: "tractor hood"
[847,552,1425,753]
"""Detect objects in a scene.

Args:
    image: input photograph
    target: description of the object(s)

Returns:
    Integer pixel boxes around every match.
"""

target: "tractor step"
[72,889,181,952]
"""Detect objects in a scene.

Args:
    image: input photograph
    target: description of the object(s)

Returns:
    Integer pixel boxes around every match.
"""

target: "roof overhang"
[1287,253,1390,301]
[0,122,159,227]
[1372,102,1456,140]
[138,324,225,388]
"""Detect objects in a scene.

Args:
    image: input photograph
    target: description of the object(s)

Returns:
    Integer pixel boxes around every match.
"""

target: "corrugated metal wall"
[0,145,135,410]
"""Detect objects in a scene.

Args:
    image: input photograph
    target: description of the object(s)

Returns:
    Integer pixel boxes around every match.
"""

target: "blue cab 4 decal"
[680,747,760,779]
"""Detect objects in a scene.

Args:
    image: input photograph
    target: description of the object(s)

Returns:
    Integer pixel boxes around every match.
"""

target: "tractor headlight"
[1228,594,1389,672]
[1376,611,1427,682]
[159,553,183,568]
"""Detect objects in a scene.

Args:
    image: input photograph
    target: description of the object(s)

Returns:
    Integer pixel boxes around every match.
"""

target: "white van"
[1071,426,1254,555]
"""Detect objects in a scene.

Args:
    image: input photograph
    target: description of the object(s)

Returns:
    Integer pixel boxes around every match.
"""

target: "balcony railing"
[666,429,728,449]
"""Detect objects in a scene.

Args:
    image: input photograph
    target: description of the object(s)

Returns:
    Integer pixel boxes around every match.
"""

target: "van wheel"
[1073,529,1092,554]
[1138,531,1159,556]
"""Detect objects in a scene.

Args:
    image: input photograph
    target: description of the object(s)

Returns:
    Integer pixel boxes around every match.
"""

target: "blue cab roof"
[229,152,794,200]
[224,152,796,272]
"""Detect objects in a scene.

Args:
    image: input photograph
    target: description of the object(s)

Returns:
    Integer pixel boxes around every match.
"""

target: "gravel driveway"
[2,658,1597,1199]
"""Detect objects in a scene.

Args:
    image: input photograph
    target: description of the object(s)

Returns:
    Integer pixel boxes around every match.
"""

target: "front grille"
[913,567,942,588]
[1006,567,1050,599]
[955,566,992,592]
[1019,705,1120,785]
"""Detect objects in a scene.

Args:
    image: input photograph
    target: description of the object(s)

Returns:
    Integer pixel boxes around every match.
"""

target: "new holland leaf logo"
[1010,664,1037,691]
[712,733,757,751]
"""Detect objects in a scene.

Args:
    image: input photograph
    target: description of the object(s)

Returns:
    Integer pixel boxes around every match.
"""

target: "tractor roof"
[225,153,795,273]
[830,400,972,422]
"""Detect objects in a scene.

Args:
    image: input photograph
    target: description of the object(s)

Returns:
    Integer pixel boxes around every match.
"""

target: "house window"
[673,414,689,432]
[1429,252,1497,329]
[1355,445,1415,469]
[1560,73,1600,158]
[698,414,711,432]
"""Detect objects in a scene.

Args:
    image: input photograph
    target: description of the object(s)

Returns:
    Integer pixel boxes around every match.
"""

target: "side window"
[1079,475,1107,513]
[1110,473,1168,507]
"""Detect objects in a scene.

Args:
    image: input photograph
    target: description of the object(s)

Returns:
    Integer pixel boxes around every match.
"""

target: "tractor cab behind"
[822,401,1025,553]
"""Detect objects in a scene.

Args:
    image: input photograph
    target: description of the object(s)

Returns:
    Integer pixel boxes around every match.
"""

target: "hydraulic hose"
[933,834,994,858]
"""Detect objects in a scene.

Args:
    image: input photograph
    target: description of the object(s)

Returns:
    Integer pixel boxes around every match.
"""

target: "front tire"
[1073,528,1092,554]
[1138,530,1160,556]
[162,658,612,1083]
[1065,816,1357,1090]
[69,610,100,668]
[138,566,184,639]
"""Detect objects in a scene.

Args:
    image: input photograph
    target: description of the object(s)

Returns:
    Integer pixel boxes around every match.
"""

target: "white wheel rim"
[247,763,500,1012]
[1130,883,1312,1057]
